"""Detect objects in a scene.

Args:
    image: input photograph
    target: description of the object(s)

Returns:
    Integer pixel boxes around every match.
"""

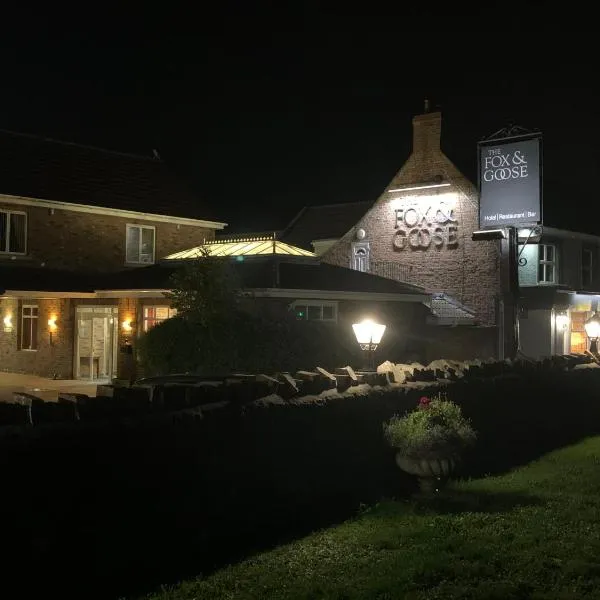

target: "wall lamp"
[388,182,451,193]
[3,314,13,332]
[48,315,58,345]
[122,319,133,333]
[472,229,507,241]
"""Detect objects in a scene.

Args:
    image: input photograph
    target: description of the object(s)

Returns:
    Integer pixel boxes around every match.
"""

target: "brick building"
[281,108,503,357]
[0,131,226,379]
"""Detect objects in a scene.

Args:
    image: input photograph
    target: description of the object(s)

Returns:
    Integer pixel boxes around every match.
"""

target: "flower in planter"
[419,396,431,408]
[383,394,477,493]
[383,394,476,460]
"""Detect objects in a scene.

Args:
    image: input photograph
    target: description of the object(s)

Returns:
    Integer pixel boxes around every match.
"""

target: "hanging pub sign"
[478,132,542,229]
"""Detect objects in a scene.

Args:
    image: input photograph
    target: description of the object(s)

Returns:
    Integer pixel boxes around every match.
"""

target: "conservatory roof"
[164,236,316,259]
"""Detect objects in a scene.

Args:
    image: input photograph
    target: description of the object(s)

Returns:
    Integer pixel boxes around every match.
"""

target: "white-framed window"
[582,248,594,287]
[126,224,155,264]
[351,241,370,273]
[20,305,38,350]
[0,209,27,254]
[291,300,338,322]
[143,306,178,331]
[538,244,557,284]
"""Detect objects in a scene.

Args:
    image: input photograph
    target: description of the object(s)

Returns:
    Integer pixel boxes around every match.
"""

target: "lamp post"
[352,319,386,371]
[584,312,600,355]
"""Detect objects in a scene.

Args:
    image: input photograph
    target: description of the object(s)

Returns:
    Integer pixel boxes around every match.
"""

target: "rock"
[336,366,358,384]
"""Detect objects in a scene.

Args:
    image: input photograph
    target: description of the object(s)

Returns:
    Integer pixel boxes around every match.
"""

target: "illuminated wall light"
[3,314,13,332]
[388,182,451,193]
[122,319,133,333]
[48,316,58,331]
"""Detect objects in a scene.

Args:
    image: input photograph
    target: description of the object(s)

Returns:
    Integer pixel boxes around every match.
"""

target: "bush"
[383,394,476,459]
[137,310,358,376]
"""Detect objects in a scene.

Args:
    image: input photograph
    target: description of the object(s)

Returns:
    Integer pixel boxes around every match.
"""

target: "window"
[351,241,370,273]
[20,305,38,350]
[538,244,557,284]
[143,306,177,331]
[292,301,337,322]
[126,225,155,264]
[582,248,594,287]
[0,209,27,254]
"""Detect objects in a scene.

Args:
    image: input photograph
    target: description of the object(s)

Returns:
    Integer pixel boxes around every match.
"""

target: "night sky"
[0,6,596,233]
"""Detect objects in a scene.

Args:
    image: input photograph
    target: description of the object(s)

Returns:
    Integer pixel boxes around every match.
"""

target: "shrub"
[137,310,358,376]
[383,394,476,459]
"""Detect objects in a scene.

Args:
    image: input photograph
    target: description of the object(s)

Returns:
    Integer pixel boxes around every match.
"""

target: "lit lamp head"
[584,312,600,354]
[3,314,13,332]
[47,316,58,331]
[352,319,386,371]
[352,319,386,351]
[122,319,133,333]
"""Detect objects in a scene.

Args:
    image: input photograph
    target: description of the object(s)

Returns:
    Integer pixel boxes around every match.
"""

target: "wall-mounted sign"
[393,197,458,251]
[478,133,542,229]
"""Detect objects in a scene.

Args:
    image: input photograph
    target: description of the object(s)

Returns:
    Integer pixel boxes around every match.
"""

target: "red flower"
[419,396,431,407]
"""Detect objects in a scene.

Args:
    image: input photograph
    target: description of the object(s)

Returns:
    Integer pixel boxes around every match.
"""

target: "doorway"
[75,306,118,381]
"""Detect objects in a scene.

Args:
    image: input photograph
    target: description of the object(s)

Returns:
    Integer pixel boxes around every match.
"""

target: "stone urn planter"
[395,454,458,494]
[383,394,476,496]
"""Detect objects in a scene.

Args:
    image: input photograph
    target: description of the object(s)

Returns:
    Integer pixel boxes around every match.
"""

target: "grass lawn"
[141,437,600,600]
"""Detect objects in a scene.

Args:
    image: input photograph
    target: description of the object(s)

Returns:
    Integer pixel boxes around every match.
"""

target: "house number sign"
[393,199,458,251]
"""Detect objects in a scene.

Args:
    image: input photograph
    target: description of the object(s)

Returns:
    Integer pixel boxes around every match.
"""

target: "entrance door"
[75,307,119,381]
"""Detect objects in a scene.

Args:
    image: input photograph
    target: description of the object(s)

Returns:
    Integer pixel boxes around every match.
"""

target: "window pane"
[538,262,545,282]
[126,227,140,262]
[307,305,321,320]
[545,245,554,261]
[9,213,26,253]
[31,307,38,317]
[547,265,555,283]
[30,317,38,350]
[140,227,154,262]
[0,212,7,252]
[22,318,31,349]
[155,306,170,320]
[322,306,334,320]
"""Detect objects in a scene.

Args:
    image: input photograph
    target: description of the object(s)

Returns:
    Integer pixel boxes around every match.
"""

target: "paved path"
[0,372,98,403]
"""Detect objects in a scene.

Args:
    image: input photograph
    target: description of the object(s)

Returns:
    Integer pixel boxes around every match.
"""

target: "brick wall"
[0,297,74,378]
[0,201,216,272]
[322,111,501,326]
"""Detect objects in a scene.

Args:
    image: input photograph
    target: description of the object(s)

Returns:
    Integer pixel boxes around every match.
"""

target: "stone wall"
[0,200,216,272]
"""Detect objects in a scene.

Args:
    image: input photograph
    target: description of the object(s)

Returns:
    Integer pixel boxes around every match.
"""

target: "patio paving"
[0,372,98,403]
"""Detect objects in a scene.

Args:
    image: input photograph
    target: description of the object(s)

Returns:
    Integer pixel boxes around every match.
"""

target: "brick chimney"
[412,100,441,156]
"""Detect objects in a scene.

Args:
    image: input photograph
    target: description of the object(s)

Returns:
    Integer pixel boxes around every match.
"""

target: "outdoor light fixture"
[352,319,386,371]
[472,229,507,241]
[584,313,600,354]
[122,319,133,333]
[47,316,58,346]
[3,314,12,332]
[388,182,451,193]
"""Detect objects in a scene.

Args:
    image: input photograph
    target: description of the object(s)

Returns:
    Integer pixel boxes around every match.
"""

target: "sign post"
[475,127,543,359]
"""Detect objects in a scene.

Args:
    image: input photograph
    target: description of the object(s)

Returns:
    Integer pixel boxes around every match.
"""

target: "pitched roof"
[0,265,94,293]
[0,129,225,224]
[97,256,428,299]
[280,201,372,251]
